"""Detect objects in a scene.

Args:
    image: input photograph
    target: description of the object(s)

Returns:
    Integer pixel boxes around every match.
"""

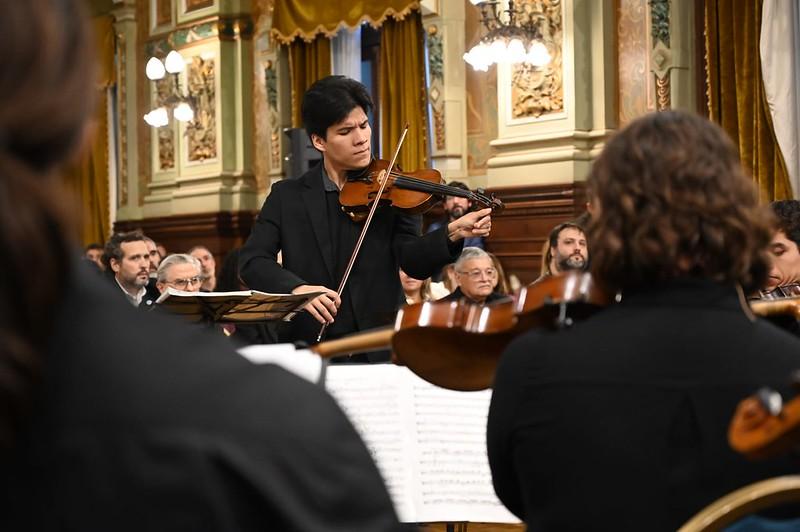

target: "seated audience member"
[535,220,589,281]
[143,236,162,278]
[400,268,434,304]
[84,242,104,270]
[487,252,511,294]
[487,111,800,531]
[1,3,402,530]
[155,254,203,294]
[427,181,485,250]
[103,230,159,308]
[761,200,800,298]
[189,244,217,292]
[441,263,457,292]
[156,242,168,260]
[440,247,508,305]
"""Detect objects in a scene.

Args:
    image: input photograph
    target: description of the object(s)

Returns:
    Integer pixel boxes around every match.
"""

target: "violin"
[729,382,800,460]
[311,271,612,391]
[339,157,504,221]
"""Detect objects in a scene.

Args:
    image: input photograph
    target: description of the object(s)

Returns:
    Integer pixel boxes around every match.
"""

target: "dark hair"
[770,200,800,247]
[587,111,772,293]
[548,222,586,248]
[446,181,470,192]
[103,230,147,271]
[301,75,373,140]
[540,221,586,277]
[85,242,104,252]
[0,0,95,448]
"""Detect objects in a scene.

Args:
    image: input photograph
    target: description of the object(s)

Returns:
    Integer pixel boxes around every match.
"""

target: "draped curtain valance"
[272,0,419,44]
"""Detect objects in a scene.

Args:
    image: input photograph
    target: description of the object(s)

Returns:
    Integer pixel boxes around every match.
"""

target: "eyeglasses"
[457,268,497,280]
[167,276,203,289]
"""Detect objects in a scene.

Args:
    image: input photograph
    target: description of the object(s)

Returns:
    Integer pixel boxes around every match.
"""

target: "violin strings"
[389,173,488,205]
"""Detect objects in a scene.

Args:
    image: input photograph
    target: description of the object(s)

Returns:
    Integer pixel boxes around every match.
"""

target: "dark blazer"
[239,163,461,345]
[2,263,403,531]
[439,287,509,304]
[487,278,800,531]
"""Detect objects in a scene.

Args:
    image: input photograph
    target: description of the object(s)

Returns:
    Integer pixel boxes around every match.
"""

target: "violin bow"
[316,123,410,343]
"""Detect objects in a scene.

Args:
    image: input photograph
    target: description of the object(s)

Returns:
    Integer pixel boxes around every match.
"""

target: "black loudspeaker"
[283,128,322,179]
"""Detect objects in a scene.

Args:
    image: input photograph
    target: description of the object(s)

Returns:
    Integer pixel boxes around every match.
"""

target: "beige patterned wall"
[616,0,654,125]
[464,0,497,178]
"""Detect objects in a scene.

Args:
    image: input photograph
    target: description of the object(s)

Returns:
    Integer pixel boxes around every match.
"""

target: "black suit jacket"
[2,263,403,531]
[239,164,461,345]
[487,278,800,531]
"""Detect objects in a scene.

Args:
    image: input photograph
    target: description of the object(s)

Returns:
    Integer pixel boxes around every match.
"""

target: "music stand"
[155,288,322,324]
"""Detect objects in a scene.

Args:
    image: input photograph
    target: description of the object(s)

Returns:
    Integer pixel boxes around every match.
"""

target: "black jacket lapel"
[301,167,335,281]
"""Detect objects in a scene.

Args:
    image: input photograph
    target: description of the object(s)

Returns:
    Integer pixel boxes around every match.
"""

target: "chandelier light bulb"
[145,57,166,80]
[144,107,169,127]
[164,50,186,74]
[489,39,508,59]
[526,41,551,67]
[173,102,194,122]
[507,38,527,64]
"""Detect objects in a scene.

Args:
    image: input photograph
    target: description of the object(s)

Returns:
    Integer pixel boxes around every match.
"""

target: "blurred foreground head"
[587,111,772,295]
[0,0,95,447]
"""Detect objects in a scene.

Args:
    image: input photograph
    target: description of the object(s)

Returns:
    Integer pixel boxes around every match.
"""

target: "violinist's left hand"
[447,208,492,242]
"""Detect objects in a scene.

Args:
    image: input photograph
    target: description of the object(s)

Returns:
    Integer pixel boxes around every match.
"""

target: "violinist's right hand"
[292,284,341,325]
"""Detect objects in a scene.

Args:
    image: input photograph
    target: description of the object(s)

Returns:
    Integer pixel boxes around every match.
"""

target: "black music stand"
[155,288,322,324]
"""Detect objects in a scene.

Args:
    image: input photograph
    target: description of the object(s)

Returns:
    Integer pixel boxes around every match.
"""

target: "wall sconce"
[464,0,552,72]
[143,50,195,127]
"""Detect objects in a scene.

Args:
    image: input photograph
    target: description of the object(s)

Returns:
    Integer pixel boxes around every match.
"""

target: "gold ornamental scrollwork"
[186,55,217,162]
[510,0,564,119]
[155,75,176,170]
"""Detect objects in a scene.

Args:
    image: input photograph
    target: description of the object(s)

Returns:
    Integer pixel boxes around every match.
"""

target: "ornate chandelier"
[464,0,551,72]
[143,50,195,127]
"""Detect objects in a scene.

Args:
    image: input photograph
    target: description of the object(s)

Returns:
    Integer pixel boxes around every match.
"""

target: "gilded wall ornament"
[155,75,176,170]
[185,55,217,162]
[264,60,281,170]
[510,0,564,119]
[426,24,446,151]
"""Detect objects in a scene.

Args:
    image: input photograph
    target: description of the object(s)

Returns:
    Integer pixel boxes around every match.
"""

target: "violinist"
[439,247,509,305]
[761,200,800,299]
[487,111,800,531]
[239,76,492,358]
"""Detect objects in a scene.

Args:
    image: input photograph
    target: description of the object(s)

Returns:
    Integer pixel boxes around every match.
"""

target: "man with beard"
[427,181,485,249]
[536,221,589,281]
[103,231,159,308]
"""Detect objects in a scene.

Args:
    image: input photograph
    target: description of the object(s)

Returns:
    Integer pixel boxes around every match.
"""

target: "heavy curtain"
[63,15,114,246]
[272,0,418,44]
[379,10,428,171]
[288,37,332,127]
[705,0,791,200]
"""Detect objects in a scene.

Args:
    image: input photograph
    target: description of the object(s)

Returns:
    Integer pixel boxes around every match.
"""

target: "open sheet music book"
[155,288,321,323]
[237,344,519,525]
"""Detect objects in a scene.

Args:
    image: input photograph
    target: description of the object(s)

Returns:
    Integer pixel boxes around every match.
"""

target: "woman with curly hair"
[487,111,800,531]
[0,2,401,530]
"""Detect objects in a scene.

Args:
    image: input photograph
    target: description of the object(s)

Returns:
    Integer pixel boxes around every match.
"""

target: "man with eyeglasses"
[440,247,508,305]
[156,254,204,294]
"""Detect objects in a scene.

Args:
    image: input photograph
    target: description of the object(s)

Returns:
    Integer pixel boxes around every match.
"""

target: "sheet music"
[237,344,322,384]
[325,364,519,524]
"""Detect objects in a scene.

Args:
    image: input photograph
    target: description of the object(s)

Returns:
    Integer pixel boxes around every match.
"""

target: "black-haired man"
[239,76,491,357]
[763,199,800,297]
[104,231,159,308]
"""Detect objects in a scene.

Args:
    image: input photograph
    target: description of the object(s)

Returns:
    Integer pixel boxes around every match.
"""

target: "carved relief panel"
[510,0,564,120]
[185,54,217,162]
